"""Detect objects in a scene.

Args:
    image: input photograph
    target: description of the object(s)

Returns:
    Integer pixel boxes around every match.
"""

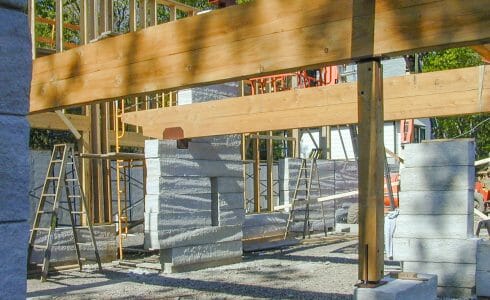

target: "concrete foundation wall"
[393,139,478,298]
[0,3,31,299]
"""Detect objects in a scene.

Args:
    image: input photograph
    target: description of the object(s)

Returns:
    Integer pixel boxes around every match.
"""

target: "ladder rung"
[37,210,54,214]
[46,177,60,180]
[65,179,78,182]
[79,257,98,262]
[74,226,90,229]
[32,244,48,250]
[71,211,87,214]
[42,194,57,197]
[51,159,63,163]
[66,162,74,165]
[31,227,50,232]
[68,195,81,198]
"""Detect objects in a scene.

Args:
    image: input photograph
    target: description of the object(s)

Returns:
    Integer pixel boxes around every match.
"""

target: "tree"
[422,48,489,160]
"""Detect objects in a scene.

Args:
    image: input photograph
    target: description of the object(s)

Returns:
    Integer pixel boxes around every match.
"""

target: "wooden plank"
[266,131,273,211]
[472,44,490,63]
[122,66,490,139]
[158,0,198,13]
[30,0,490,113]
[108,131,148,148]
[28,112,91,131]
[357,59,384,282]
[149,0,157,26]
[55,0,63,52]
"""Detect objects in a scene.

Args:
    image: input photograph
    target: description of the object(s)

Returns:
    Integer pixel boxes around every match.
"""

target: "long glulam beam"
[30,0,490,113]
[122,66,490,139]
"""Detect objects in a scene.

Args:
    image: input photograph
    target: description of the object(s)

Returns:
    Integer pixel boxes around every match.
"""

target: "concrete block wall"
[477,240,490,297]
[145,138,244,272]
[0,2,31,299]
[393,139,478,298]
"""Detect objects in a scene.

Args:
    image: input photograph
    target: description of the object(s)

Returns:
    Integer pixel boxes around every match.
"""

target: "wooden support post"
[55,0,63,52]
[321,126,331,159]
[266,131,274,211]
[88,0,97,40]
[79,0,88,45]
[149,0,157,26]
[291,129,300,158]
[357,59,384,283]
[253,135,260,213]
[101,103,112,222]
[98,0,112,33]
[129,0,137,32]
[140,0,148,28]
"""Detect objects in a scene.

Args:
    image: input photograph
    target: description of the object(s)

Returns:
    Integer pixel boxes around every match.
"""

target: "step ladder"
[284,149,327,239]
[27,144,102,281]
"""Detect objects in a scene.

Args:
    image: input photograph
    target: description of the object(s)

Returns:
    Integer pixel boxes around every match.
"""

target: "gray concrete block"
[477,240,490,271]
[394,214,473,239]
[402,139,475,168]
[243,212,288,239]
[436,286,474,299]
[191,135,241,145]
[160,225,242,249]
[354,273,437,300]
[160,240,242,266]
[403,261,475,288]
[216,177,244,193]
[219,208,245,226]
[393,237,479,264]
[159,194,212,213]
[144,212,159,249]
[398,190,473,215]
[147,158,243,178]
[146,176,211,195]
[145,140,241,161]
[219,192,244,210]
[0,222,28,300]
[0,7,30,115]
[158,211,212,228]
[0,115,29,222]
[0,1,27,10]
[476,270,490,297]
[400,165,474,191]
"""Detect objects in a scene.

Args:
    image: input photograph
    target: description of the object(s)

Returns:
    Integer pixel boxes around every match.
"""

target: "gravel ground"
[28,234,382,299]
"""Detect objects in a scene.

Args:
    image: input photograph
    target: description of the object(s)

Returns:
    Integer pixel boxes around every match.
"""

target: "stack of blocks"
[393,139,479,298]
[144,137,245,273]
[0,1,31,299]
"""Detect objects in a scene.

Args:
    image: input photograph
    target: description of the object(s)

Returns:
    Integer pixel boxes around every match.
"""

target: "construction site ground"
[27,218,489,300]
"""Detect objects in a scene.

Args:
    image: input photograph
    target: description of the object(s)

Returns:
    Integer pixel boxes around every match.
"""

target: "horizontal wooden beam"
[108,131,148,148]
[122,66,490,139]
[28,112,91,131]
[472,44,490,63]
[30,0,490,113]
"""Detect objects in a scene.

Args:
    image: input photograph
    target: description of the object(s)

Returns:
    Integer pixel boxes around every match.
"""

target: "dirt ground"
[28,234,396,299]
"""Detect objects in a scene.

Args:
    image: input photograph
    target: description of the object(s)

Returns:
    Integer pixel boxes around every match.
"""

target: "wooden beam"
[55,0,63,52]
[30,0,490,113]
[28,112,91,131]
[108,131,148,148]
[472,44,490,63]
[149,0,157,26]
[122,66,490,139]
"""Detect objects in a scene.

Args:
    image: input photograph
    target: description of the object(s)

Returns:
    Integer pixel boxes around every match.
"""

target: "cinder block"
[399,190,473,215]
[191,135,241,145]
[0,1,27,10]
[160,225,242,249]
[402,139,475,168]
[437,286,474,299]
[476,270,490,297]
[144,140,241,161]
[400,166,474,191]
[0,115,29,222]
[477,240,490,271]
[242,213,288,239]
[403,261,475,288]
[354,273,437,300]
[219,208,245,226]
[216,177,244,193]
[0,7,30,115]
[394,214,472,239]
[157,194,212,213]
[147,158,243,178]
[158,211,212,228]
[161,240,242,266]
[146,176,211,195]
[0,222,28,300]
[218,193,244,210]
[144,212,160,249]
[393,237,479,263]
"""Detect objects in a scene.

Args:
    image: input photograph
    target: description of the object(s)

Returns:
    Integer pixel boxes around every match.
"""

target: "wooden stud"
[29,0,36,59]
[266,131,274,211]
[129,0,137,32]
[141,0,148,28]
[169,5,177,21]
[357,59,384,283]
[253,135,260,213]
[55,0,63,52]
[149,0,157,26]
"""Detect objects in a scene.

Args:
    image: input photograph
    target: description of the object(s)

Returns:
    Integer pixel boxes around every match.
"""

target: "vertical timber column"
[253,136,260,213]
[149,0,157,26]
[291,129,300,158]
[55,0,63,52]
[357,59,384,283]
[266,132,274,211]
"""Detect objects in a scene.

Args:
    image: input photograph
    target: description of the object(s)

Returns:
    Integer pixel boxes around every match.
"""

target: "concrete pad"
[403,261,475,288]
[398,190,473,215]
[0,222,28,300]
[160,240,242,267]
[400,165,474,191]
[147,158,243,178]
[401,139,475,167]
[476,270,490,297]
[0,7,31,115]
[393,237,479,264]
[0,115,29,222]
[477,240,490,271]
[354,273,437,300]
[160,225,242,249]
[394,214,472,239]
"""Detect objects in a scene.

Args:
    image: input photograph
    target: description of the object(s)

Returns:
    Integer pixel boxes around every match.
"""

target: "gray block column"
[393,139,478,298]
[0,1,31,299]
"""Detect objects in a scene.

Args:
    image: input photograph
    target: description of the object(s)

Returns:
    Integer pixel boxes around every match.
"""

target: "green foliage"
[422,48,489,159]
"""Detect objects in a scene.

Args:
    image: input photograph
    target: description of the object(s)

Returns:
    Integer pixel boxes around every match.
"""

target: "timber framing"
[30,0,490,113]
[122,66,490,139]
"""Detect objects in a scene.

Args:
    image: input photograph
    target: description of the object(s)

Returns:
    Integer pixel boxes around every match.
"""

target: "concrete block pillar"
[0,1,31,299]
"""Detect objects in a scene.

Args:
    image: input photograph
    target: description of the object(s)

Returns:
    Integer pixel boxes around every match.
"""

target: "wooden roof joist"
[122,66,490,139]
[30,0,490,113]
